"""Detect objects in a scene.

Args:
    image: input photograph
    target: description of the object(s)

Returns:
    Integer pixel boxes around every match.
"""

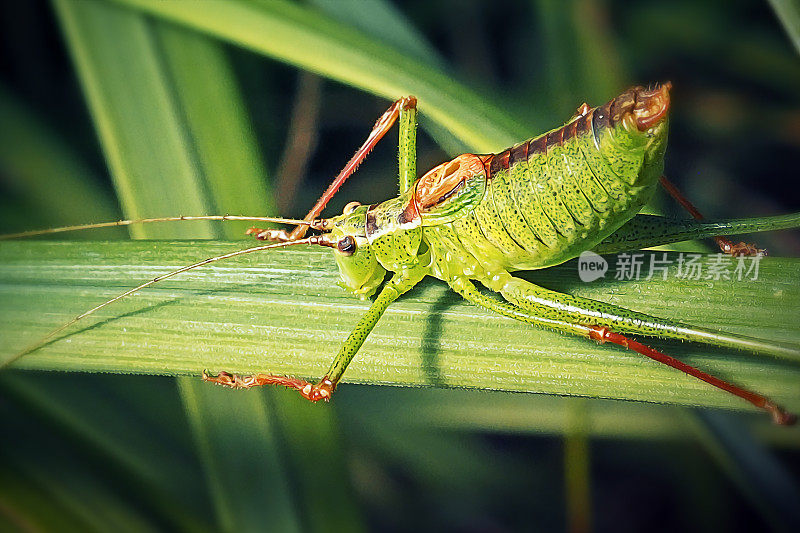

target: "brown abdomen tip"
[633,83,671,131]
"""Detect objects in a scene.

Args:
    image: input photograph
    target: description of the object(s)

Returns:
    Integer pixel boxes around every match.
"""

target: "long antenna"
[0,215,313,240]
[2,236,330,369]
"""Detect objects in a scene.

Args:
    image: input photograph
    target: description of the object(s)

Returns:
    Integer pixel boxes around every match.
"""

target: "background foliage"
[0,0,799,531]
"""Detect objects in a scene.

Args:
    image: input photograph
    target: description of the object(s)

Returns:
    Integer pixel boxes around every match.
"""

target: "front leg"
[244,96,418,243]
[204,269,425,400]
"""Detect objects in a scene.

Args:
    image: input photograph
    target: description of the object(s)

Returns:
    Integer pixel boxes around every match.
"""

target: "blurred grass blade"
[53,2,359,530]
[535,0,575,114]
[53,0,213,239]
[689,411,800,530]
[53,1,305,530]
[0,463,97,533]
[0,407,163,533]
[107,0,530,152]
[0,83,121,237]
[155,22,274,238]
[2,242,798,415]
[572,0,628,102]
[769,0,800,54]
[153,19,362,533]
[308,0,444,67]
[307,0,468,154]
[564,398,591,533]
[268,388,366,532]
[180,381,301,533]
[0,372,213,531]
[534,0,626,117]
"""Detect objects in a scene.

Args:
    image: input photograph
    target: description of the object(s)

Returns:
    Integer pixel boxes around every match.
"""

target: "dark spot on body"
[366,211,378,236]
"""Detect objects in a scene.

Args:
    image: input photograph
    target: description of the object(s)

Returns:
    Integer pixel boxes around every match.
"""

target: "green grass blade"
[769,0,800,54]
[268,388,366,532]
[179,381,302,533]
[0,372,214,530]
[571,0,629,102]
[0,464,98,533]
[53,0,213,239]
[0,411,162,532]
[2,242,797,416]
[308,0,444,67]
[306,0,468,155]
[155,22,275,239]
[53,2,361,529]
[52,2,308,530]
[564,398,592,533]
[107,0,530,152]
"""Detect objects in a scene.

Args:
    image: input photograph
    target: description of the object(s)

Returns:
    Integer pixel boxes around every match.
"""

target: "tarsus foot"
[715,236,766,257]
[587,326,795,426]
[245,227,291,242]
[764,401,797,426]
[202,370,335,401]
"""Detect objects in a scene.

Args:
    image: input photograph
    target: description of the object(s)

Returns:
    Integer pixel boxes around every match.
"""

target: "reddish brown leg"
[202,370,335,402]
[252,96,418,243]
[588,326,796,425]
[659,176,764,256]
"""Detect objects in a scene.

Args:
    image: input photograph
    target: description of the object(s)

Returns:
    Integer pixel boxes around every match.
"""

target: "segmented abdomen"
[428,91,666,279]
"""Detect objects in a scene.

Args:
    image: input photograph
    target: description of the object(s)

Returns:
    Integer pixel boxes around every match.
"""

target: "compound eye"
[337,236,356,256]
[343,201,362,214]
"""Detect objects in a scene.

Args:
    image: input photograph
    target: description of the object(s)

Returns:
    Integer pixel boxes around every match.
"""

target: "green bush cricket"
[3,84,800,424]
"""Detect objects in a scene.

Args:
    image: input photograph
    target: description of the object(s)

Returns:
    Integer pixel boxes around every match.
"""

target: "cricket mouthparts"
[633,82,671,131]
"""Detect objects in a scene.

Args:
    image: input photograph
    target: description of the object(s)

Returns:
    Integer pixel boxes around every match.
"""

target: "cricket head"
[321,202,387,300]
[314,192,427,299]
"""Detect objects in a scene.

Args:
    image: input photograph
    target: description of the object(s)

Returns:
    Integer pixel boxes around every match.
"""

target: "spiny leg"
[249,96,418,243]
[588,327,796,425]
[204,269,426,401]
[495,272,800,361]
[594,212,800,255]
[249,95,418,242]
[397,95,418,194]
[660,175,763,256]
[448,276,796,425]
